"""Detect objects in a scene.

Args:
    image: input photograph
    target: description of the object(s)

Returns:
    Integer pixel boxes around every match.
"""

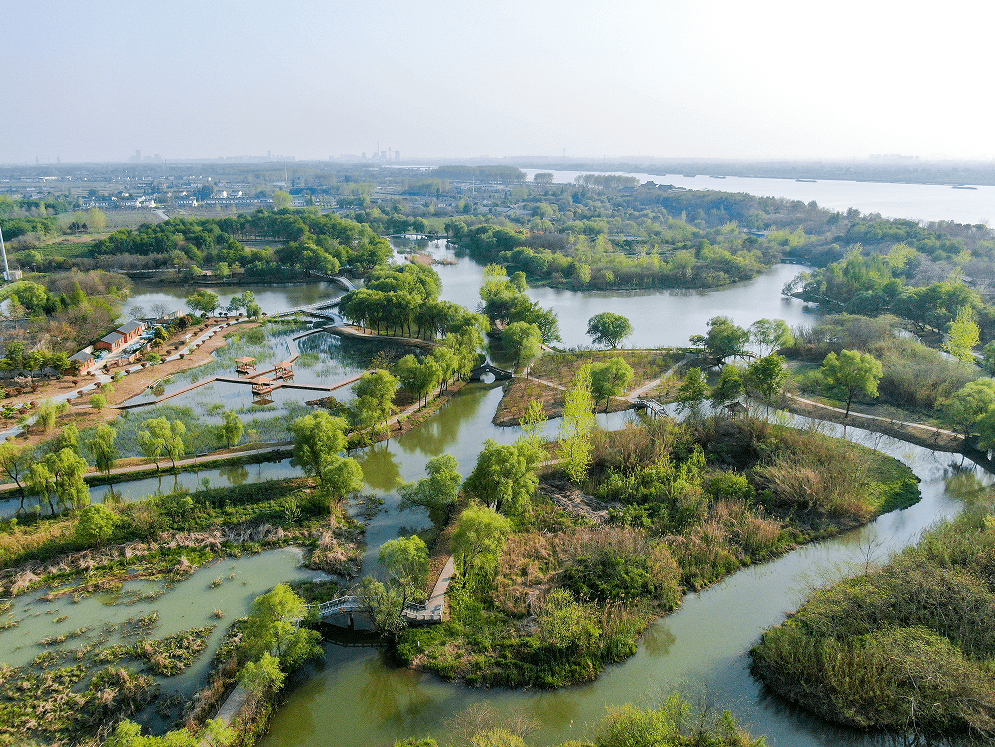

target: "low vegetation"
[786,314,978,414]
[495,349,675,425]
[395,692,768,747]
[398,415,918,688]
[751,493,995,741]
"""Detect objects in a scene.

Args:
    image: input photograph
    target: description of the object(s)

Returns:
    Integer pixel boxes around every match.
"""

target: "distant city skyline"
[2,1,992,165]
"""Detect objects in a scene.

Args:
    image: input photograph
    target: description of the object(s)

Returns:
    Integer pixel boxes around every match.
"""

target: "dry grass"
[493,526,679,616]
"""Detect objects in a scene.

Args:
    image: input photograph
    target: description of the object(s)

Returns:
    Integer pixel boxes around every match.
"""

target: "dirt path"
[782,393,962,451]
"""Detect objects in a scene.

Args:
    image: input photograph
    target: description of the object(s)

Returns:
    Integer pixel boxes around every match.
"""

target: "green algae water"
[0,548,324,732]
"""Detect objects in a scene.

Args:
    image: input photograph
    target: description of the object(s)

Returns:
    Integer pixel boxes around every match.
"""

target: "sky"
[2,0,993,164]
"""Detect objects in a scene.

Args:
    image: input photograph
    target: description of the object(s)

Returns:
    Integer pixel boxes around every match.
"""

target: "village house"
[69,347,96,375]
[91,319,148,354]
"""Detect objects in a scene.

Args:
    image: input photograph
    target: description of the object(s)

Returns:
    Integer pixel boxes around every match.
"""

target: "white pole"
[0,223,9,280]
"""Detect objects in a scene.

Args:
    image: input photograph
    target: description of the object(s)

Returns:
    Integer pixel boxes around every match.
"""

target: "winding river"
[4,240,989,745]
[252,246,984,746]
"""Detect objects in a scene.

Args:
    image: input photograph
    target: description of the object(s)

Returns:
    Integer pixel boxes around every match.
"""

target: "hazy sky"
[2,0,992,163]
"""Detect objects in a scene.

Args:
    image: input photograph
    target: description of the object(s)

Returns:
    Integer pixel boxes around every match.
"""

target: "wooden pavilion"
[235,357,256,375]
[251,377,276,396]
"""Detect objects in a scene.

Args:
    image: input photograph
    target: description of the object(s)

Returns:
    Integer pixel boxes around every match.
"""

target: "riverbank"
[780,392,962,452]
[751,497,995,738]
[397,415,920,689]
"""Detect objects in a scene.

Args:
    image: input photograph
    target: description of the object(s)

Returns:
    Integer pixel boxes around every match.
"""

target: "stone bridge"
[468,363,513,381]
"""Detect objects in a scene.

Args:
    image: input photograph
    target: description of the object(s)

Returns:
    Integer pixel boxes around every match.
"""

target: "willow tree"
[559,366,596,483]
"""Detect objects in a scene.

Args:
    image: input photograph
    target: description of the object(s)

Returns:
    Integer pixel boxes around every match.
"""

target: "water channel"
[259,418,981,747]
[3,236,989,744]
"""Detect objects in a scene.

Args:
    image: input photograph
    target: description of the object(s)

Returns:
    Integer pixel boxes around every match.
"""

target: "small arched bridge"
[469,364,513,382]
[632,398,668,417]
[312,596,444,625]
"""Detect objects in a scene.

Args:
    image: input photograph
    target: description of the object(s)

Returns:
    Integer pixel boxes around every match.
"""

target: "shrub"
[74,504,118,546]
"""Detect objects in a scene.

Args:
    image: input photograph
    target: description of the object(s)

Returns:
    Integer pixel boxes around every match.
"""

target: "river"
[522,168,995,226]
[253,402,983,747]
[4,243,986,744]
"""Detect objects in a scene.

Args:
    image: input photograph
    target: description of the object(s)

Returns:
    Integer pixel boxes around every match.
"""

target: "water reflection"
[219,463,249,487]
[355,444,403,493]
[641,622,677,658]
[359,653,435,727]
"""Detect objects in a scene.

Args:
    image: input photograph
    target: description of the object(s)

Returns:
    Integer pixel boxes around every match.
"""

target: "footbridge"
[303,272,357,291]
[312,596,445,625]
[271,299,342,320]
[633,398,668,417]
[469,363,513,382]
[313,556,454,628]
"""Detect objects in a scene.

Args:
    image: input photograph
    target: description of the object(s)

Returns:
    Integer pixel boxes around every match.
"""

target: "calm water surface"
[7,249,986,744]
[522,168,995,225]
[259,418,982,747]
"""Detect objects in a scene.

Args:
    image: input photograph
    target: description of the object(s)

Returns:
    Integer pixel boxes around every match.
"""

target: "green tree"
[90,423,117,476]
[90,393,107,411]
[27,461,57,515]
[272,190,293,210]
[239,651,285,700]
[746,354,788,415]
[821,349,883,417]
[703,316,749,366]
[357,577,407,640]
[559,366,597,483]
[30,448,89,514]
[395,354,441,407]
[218,410,243,448]
[139,417,185,469]
[349,369,399,431]
[944,305,981,363]
[0,441,33,513]
[676,367,708,415]
[749,318,794,357]
[75,504,118,546]
[710,364,744,405]
[289,411,363,502]
[463,439,538,516]
[943,379,995,441]
[451,504,512,584]
[398,453,462,516]
[982,341,995,375]
[289,410,348,482]
[587,312,633,348]
[240,584,322,670]
[378,535,429,602]
[502,321,543,367]
[589,357,634,411]
[36,400,57,433]
[185,289,219,316]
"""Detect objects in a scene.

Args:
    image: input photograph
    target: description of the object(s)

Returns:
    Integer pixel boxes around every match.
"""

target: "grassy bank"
[495,349,676,425]
[0,477,362,597]
[399,416,919,688]
[751,496,995,740]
